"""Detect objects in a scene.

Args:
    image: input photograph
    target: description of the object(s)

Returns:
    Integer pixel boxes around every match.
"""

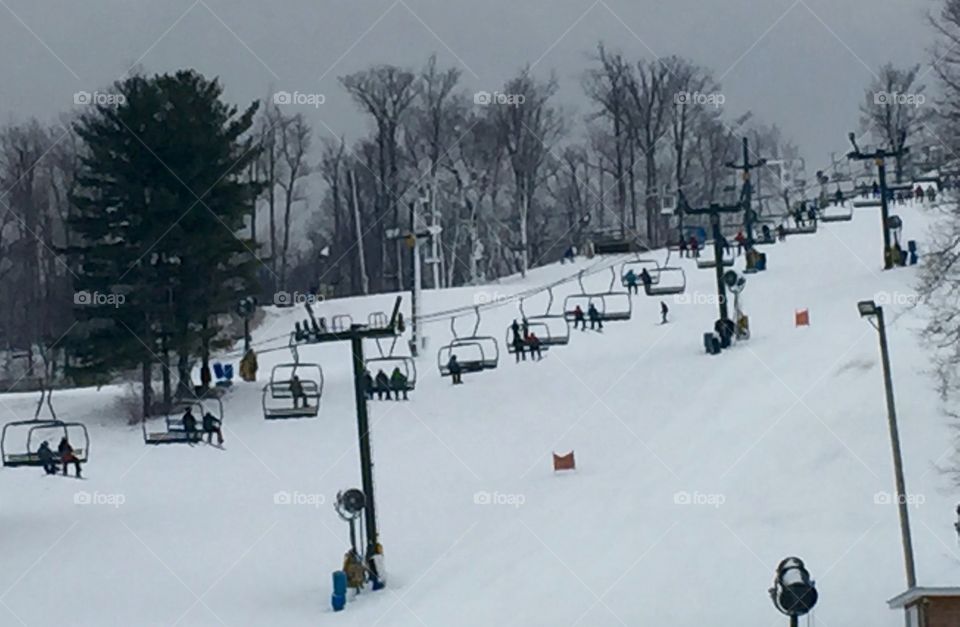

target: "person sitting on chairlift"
[390,367,409,400]
[447,355,463,385]
[587,303,603,331]
[527,332,543,361]
[640,268,653,292]
[624,270,639,295]
[688,235,700,258]
[511,319,526,361]
[734,230,746,255]
[572,305,586,331]
[202,411,224,446]
[289,374,308,409]
[834,188,844,206]
[182,407,200,442]
[915,185,925,203]
[58,436,82,478]
[678,236,688,258]
[927,186,937,202]
[375,369,391,400]
[37,440,58,475]
[362,370,375,400]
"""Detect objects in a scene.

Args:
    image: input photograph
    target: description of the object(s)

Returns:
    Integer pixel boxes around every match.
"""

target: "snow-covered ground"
[1,201,955,627]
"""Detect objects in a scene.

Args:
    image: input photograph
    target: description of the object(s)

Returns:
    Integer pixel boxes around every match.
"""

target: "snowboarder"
[587,303,603,331]
[37,440,58,475]
[624,270,639,295]
[660,301,669,324]
[289,374,308,409]
[375,369,391,400]
[58,436,82,478]
[447,355,463,385]
[572,305,586,331]
[390,367,409,400]
[182,407,200,442]
[202,411,224,446]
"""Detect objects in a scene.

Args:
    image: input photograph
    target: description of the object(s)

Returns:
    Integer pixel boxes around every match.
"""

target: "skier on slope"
[660,301,669,324]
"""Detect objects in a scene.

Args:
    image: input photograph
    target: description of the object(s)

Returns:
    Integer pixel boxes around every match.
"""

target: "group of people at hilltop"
[363,367,411,400]
[37,437,83,478]
[510,319,544,362]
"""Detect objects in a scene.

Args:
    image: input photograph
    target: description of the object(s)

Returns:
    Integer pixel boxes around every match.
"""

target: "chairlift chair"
[504,320,555,354]
[1,419,89,467]
[366,335,416,393]
[696,245,737,269]
[621,257,662,287]
[437,307,500,377]
[331,314,354,333]
[368,312,389,328]
[783,220,818,235]
[563,268,632,323]
[820,203,854,222]
[643,266,687,296]
[142,398,225,445]
[517,287,570,347]
[262,363,324,419]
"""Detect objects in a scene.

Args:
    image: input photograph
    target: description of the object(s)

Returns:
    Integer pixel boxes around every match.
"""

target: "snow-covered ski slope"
[1,201,955,627]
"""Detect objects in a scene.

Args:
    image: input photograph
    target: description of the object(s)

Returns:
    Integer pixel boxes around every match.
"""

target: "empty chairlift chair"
[437,307,500,377]
[820,202,854,222]
[696,243,737,269]
[330,314,354,333]
[643,266,687,297]
[142,398,225,444]
[262,363,324,419]
[1,419,90,468]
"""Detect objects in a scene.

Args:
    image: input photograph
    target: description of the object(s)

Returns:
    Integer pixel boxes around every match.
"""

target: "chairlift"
[754,221,778,245]
[783,219,818,235]
[331,314,354,333]
[437,307,500,377]
[262,363,324,419]
[1,419,89,468]
[563,268,632,323]
[820,202,854,222]
[142,398,225,445]
[368,312,389,328]
[366,335,417,394]
[621,256,662,287]
[696,244,736,269]
[517,287,570,347]
[643,266,687,297]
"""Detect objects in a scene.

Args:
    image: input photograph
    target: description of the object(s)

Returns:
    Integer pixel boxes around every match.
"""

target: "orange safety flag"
[795,309,810,327]
[553,451,576,471]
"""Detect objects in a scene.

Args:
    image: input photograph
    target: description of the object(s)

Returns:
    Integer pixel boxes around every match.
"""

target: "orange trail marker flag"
[795,309,810,327]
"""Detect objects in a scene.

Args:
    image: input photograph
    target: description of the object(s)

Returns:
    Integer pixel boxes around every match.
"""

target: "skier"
[776,224,786,242]
[572,305,586,331]
[447,355,463,385]
[390,367,409,400]
[527,332,543,361]
[587,303,603,331]
[202,411,224,446]
[915,185,925,203]
[624,270,639,295]
[834,188,844,206]
[678,236,688,258]
[58,436,82,478]
[362,370,374,400]
[289,374,308,409]
[660,301,669,324]
[182,407,200,442]
[37,440,58,475]
[375,369,391,400]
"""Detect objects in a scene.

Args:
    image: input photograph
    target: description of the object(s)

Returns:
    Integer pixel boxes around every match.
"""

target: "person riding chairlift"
[572,305,586,331]
[447,355,463,385]
[527,332,543,361]
[202,411,224,446]
[374,369,391,400]
[587,303,603,331]
[182,407,200,443]
[37,440,58,475]
[390,367,409,400]
[624,270,639,295]
[58,436,82,478]
[289,374,308,409]
[510,319,526,362]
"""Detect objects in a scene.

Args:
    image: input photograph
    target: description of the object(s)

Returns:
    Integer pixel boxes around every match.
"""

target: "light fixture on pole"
[769,557,818,627]
[858,299,917,589]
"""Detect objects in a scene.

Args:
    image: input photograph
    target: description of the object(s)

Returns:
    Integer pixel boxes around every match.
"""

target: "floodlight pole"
[846,133,909,269]
[296,296,404,588]
[870,304,917,588]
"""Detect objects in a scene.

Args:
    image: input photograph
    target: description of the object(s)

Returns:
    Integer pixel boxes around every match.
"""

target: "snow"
[1,200,956,627]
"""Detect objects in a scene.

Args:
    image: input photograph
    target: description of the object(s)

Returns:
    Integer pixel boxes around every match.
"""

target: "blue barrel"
[331,571,347,611]
[223,364,234,380]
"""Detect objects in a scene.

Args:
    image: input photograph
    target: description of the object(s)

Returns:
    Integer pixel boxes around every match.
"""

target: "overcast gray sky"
[0,0,935,172]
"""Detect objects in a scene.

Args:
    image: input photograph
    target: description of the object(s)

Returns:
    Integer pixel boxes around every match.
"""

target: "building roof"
[888,587,960,609]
